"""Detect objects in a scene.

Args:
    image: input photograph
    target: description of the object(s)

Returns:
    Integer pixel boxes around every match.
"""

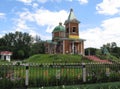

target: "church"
[45,9,85,55]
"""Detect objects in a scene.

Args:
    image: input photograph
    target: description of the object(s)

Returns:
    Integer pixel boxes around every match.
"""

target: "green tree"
[85,47,98,55]
[111,47,120,58]
[111,42,117,48]
[30,41,45,55]
[100,42,120,60]
[1,31,33,60]
[0,38,8,51]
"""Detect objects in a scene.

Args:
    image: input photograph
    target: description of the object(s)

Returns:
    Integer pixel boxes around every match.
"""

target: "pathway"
[86,55,111,63]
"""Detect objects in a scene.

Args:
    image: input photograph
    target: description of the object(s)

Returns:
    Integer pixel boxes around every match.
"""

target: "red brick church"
[45,9,85,55]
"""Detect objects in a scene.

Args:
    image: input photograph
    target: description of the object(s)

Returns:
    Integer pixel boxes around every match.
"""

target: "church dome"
[52,22,65,32]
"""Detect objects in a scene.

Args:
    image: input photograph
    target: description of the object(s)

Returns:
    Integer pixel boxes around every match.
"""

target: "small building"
[0,51,12,62]
[45,9,86,55]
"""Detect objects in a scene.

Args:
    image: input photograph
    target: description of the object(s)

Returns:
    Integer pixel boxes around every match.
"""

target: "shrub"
[0,79,13,89]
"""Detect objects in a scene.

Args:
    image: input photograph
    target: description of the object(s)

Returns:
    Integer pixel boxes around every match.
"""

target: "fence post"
[25,63,29,88]
[82,63,86,83]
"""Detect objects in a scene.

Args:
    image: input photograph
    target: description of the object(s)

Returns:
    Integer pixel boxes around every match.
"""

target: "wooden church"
[45,9,85,55]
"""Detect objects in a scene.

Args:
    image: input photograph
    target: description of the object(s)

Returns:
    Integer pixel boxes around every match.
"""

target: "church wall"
[82,41,85,55]
[53,32,59,37]
[64,40,70,53]
[65,23,79,36]
[53,31,65,39]
[78,41,84,55]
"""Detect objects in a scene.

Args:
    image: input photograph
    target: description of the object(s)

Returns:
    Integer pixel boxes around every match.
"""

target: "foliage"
[0,60,11,64]
[0,79,13,89]
[30,41,45,55]
[85,47,98,55]
[111,47,120,58]
[101,42,120,59]
[0,31,33,60]
[85,42,120,62]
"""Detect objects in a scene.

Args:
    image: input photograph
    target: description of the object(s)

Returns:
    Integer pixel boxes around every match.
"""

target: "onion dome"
[52,22,65,32]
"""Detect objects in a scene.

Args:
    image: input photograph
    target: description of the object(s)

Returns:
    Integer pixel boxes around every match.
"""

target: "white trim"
[72,41,74,54]
[63,40,65,54]
[69,23,70,36]
[81,42,82,55]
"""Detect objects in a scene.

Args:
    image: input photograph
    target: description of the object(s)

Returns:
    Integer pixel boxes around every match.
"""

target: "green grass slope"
[25,54,91,63]
[0,60,11,64]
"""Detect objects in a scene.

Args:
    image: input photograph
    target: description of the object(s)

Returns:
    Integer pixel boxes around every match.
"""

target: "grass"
[28,82,120,89]
[0,60,11,64]
[96,54,120,63]
[24,54,92,63]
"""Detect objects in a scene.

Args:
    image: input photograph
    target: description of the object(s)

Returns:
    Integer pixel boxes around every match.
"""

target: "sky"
[0,0,120,48]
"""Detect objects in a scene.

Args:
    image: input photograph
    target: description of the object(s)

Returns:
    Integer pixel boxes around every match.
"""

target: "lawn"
[28,82,120,89]
[0,60,11,64]
[24,54,92,63]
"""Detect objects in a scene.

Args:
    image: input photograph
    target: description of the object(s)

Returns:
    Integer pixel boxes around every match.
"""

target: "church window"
[66,28,69,33]
[72,27,76,33]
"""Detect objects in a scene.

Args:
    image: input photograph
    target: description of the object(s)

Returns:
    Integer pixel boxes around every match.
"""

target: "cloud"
[66,0,88,4]
[13,9,34,34]
[17,0,62,4]
[0,13,5,19]
[33,8,68,33]
[50,0,61,2]
[37,0,48,3]
[17,0,33,5]
[15,20,29,31]
[38,0,62,3]
[32,3,39,8]
[13,8,68,40]
[81,17,120,48]
[17,0,88,5]
[78,0,88,4]
[96,0,120,15]
[66,0,73,2]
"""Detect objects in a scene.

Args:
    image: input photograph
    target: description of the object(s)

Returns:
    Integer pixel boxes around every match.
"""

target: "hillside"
[25,54,92,63]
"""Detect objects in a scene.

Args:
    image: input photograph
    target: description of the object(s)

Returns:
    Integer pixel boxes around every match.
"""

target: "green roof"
[68,8,76,21]
[46,40,52,43]
[46,40,57,44]
[52,23,65,32]
[64,9,80,24]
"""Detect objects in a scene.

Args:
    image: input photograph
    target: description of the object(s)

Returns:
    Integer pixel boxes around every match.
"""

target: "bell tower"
[64,9,80,39]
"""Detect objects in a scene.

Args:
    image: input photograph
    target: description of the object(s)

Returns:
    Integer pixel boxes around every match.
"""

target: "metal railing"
[0,62,120,89]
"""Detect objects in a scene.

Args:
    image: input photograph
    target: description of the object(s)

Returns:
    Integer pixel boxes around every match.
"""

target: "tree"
[0,38,6,46]
[35,35,41,42]
[85,47,98,55]
[111,42,117,48]
[30,41,45,55]
[1,31,33,60]
[101,45,109,55]
[111,47,120,58]
[100,42,120,59]
[0,38,8,51]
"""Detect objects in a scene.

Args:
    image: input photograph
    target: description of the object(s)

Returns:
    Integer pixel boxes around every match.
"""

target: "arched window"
[72,27,76,33]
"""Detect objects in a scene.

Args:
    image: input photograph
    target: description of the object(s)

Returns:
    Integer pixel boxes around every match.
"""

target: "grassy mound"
[25,54,92,63]
[96,54,120,63]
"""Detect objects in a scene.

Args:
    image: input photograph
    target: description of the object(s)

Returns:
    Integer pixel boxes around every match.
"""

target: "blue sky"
[0,0,120,48]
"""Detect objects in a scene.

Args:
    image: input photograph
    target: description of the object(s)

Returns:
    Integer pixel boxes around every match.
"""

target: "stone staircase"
[86,55,111,63]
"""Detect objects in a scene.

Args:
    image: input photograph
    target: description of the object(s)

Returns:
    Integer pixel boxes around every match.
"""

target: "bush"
[109,72,120,82]
[0,79,13,89]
